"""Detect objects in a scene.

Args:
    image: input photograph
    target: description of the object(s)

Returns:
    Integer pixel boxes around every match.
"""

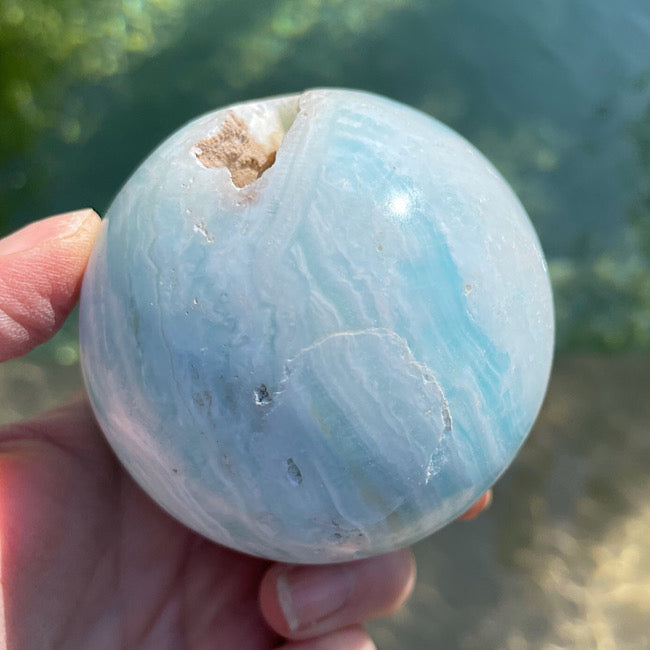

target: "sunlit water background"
[1,1,649,647]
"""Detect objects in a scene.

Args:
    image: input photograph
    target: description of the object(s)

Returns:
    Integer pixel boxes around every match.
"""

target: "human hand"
[0,210,490,649]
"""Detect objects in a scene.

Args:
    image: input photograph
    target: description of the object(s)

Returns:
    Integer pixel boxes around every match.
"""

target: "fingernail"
[0,209,95,256]
[458,490,493,521]
[277,565,354,632]
[54,209,96,238]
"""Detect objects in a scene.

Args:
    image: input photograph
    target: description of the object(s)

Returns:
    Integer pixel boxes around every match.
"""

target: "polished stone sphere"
[79,89,554,563]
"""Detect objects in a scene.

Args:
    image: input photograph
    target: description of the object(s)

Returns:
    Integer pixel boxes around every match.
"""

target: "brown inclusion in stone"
[194,111,278,188]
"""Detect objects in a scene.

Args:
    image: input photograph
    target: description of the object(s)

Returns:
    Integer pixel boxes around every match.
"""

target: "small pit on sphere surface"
[194,96,300,188]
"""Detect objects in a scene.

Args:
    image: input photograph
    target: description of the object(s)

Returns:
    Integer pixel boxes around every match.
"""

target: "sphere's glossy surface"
[80,89,554,563]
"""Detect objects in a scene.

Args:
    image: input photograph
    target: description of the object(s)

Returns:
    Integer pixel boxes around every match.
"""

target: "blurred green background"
[1,1,649,648]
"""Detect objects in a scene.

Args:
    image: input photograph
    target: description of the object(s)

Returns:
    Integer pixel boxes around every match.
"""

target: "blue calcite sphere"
[79,89,554,563]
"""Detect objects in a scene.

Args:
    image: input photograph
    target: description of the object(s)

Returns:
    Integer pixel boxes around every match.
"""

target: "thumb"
[0,209,101,362]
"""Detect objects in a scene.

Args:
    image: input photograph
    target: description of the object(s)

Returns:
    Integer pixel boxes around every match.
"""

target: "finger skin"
[0,209,101,362]
[260,548,415,641]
